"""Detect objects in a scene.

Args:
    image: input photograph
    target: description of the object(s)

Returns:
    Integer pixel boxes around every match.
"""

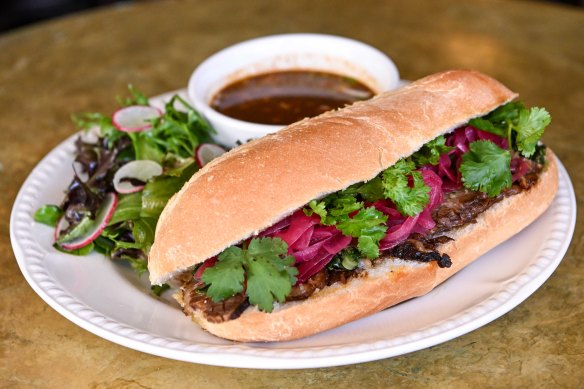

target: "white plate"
[10,93,576,369]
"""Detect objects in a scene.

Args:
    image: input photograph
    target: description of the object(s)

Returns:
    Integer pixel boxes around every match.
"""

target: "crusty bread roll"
[178,151,557,342]
[149,70,518,284]
[148,69,558,342]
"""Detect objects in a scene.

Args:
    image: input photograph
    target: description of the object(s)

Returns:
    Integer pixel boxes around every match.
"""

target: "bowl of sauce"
[188,34,400,147]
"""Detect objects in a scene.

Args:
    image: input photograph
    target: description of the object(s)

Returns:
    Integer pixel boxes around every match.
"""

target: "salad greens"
[37,86,214,295]
[34,205,63,226]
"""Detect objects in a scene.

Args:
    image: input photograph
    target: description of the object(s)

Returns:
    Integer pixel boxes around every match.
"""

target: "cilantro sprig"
[468,101,551,158]
[304,141,452,258]
[306,194,388,259]
[462,101,551,196]
[459,140,512,196]
[411,135,453,166]
[201,237,298,312]
[382,159,430,217]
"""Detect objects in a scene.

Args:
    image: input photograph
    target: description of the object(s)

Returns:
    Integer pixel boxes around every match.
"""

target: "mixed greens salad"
[34,87,221,295]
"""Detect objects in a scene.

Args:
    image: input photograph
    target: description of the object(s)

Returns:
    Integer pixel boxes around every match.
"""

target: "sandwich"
[148,70,557,342]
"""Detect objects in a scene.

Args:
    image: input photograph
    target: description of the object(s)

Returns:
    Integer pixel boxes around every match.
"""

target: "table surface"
[1,0,583,387]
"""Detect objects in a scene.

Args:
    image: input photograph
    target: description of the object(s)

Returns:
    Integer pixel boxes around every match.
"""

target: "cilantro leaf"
[468,117,507,138]
[306,192,363,225]
[382,159,430,216]
[343,176,385,202]
[468,102,551,159]
[516,107,551,158]
[304,199,327,220]
[329,247,361,271]
[357,235,379,259]
[336,207,387,238]
[460,140,511,197]
[201,238,297,312]
[245,238,298,312]
[202,246,246,301]
[327,193,363,219]
[411,135,453,166]
[336,207,388,259]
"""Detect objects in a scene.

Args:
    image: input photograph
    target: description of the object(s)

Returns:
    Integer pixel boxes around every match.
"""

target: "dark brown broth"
[210,70,375,125]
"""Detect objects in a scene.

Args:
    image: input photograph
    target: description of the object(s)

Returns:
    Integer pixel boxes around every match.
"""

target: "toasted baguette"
[178,151,558,342]
[149,70,518,284]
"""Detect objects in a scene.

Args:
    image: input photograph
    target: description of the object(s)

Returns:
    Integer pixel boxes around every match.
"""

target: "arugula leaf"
[202,238,298,312]
[460,140,512,196]
[516,107,551,158]
[72,112,127,148]
[117,85,150,106]
[127,132,165,163]
[53,242,95,256]
[382,159,430,216]
[140,161,198,219]
[107,192,142,226]
[34,205,63,227]
[411,135,453,166]
[132,218,157,250]
[56,214,94,244]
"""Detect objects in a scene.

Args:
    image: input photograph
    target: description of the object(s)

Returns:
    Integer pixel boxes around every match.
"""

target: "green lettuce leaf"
[34,205,63,227]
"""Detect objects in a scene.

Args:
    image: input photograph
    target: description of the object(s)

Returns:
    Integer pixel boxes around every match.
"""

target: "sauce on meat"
[210,70,375,125]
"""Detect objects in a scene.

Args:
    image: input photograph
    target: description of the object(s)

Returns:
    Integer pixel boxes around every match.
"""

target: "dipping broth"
[210,70,375,125]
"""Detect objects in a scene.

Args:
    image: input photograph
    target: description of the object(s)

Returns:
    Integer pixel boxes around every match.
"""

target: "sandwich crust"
[149,70,518,284]
[181,151,558,342]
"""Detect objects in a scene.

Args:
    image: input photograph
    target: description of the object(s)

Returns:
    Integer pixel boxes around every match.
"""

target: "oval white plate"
[10,93,576,369]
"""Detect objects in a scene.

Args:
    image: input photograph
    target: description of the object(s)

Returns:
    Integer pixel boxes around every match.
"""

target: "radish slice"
[195,143,227,168]
[54,216,69,242]
[113,160,163,194]
[112,105,161,132]
[58,193,118,250]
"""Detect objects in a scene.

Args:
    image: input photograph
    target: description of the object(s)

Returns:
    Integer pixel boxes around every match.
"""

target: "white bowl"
[188,33,400,148]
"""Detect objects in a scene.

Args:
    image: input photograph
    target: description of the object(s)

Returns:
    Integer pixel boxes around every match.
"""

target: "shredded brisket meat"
[387,234,453,268]
[182,284,250,323]
[180,164,543,322]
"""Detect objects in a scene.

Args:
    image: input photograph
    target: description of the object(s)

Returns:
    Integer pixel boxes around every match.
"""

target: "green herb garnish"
[201,237,298,312]
[459,140,512,197]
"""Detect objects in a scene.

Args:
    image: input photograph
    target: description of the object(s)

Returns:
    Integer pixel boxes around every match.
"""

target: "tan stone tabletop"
[1,0,583,387]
